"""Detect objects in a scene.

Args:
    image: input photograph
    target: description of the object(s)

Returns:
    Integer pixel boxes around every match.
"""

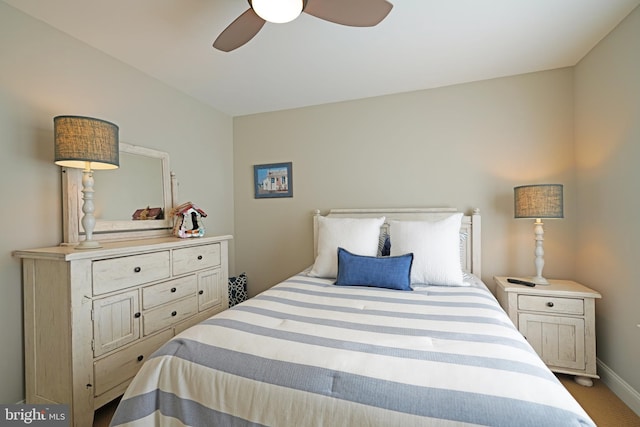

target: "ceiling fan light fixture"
[250,0,303,24]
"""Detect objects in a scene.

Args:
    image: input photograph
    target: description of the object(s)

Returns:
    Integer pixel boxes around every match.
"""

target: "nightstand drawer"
[518,295,584,315]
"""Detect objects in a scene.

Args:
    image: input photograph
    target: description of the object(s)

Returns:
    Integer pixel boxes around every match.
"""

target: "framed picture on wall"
[254,162,293,199]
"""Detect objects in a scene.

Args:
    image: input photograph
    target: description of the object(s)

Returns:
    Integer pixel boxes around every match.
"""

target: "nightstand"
[494,276,602,386]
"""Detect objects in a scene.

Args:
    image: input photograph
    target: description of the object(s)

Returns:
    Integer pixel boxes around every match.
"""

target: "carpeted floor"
[93,397,119,427]
[557,374,640,427]
[94,376,640,426]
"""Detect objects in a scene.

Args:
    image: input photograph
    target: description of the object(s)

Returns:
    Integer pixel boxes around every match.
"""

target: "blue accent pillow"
[334,247,413,291]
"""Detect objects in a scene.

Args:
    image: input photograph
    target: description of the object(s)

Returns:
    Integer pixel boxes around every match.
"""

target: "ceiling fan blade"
[213,8,266,52]
[304,0,393,27]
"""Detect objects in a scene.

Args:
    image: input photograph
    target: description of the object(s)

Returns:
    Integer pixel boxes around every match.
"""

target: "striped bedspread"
[111,273,595,427]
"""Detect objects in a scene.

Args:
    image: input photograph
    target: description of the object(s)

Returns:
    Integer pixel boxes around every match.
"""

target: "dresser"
[14,235,232,427]
[494,276,601,386]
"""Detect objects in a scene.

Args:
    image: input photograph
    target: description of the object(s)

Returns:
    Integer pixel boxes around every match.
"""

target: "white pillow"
[309,216,386,278]
[390,213,465,286]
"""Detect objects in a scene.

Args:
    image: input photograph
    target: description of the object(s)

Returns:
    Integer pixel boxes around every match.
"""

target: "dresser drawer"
[173,243,220,276]
[93,251,171,295]
[93,329,172,397]
[142,275,197,310]
[518,295,584,315]
[143,296,198,336]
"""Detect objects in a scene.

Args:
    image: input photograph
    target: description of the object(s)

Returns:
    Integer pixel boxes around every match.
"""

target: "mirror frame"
[61,142,176,244]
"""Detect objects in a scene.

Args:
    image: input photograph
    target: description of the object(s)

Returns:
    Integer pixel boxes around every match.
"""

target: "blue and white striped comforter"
[111,273,595,427]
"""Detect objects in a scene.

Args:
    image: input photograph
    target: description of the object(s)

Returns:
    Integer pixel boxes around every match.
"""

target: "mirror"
[62,143,175,244]
[97,151,165,220]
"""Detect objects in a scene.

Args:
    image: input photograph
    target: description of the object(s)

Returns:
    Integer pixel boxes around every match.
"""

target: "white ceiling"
[4,0,639,116]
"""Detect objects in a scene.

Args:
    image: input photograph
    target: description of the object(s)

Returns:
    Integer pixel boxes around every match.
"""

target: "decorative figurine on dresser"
[13,117,232,427]
[494,276,601,386]
[171,201,208,238]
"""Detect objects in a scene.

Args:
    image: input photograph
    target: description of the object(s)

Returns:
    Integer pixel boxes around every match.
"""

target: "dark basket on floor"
[228,273,248,307]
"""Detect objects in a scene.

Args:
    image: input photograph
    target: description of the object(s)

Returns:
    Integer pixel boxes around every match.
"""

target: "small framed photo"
[254,162,293,199]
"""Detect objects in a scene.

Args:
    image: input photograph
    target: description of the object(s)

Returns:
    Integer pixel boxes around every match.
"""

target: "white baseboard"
[597,359,640,416]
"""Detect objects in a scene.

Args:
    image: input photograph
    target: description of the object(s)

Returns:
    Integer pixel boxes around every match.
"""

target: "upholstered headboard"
[313,207,481,277]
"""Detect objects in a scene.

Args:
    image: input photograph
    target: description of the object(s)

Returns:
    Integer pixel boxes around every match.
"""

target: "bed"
[111,208,595,427]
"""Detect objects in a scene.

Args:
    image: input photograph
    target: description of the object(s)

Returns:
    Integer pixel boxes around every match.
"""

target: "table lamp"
[54,116,119,249]
[514,184,564,284]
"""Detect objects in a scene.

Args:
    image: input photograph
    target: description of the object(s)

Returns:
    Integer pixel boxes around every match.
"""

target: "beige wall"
[0,3,234,404]
[234,68,577,296]
[574,5,640,402]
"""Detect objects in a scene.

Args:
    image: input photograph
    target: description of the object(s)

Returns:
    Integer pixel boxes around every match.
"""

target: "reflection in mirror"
[61,142,175,245]
[96,152,164,221]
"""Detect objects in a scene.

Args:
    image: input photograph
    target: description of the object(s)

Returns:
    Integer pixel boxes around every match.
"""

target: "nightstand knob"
[137,355,144,362]
[171,287,177,293]
[171,311,177,317]
[546,302,554,307]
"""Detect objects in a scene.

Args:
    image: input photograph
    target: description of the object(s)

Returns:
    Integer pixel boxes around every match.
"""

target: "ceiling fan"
[213,0,394,52]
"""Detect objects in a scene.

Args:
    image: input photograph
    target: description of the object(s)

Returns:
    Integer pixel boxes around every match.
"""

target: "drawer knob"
[171,287,177,293]
[137,355,144,362]
[171,311,177,317]
[546,302,555,307]
[198,290,204,295]
[134,312,141,318]
[134,266,142,273]
[197,255,203,260]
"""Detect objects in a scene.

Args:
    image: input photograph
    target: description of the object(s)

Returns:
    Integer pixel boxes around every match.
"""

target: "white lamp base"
[75,166,102,250]
[530,276,550,285]
[532,219,549,285]
[75,240,102,250]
